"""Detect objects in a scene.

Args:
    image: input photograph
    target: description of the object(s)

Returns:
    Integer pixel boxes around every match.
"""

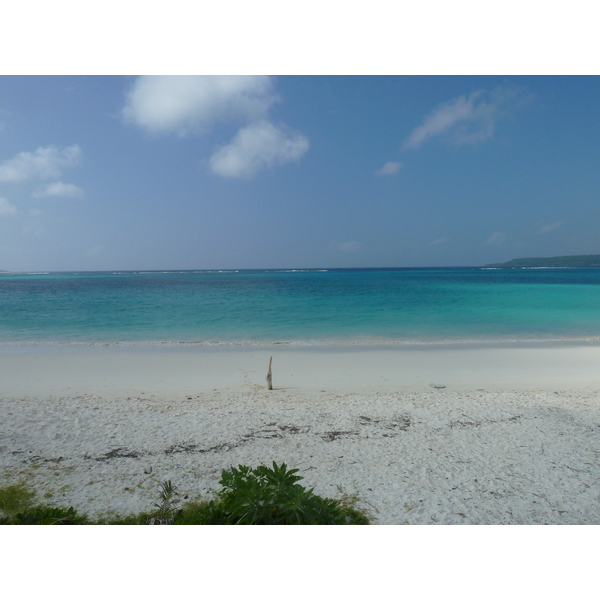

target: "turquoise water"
[1,268,600,345]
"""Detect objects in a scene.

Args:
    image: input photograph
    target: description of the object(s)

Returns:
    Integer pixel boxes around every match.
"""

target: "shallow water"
[1,267,600,345]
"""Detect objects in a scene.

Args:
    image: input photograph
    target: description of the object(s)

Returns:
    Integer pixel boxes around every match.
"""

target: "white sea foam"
[2,271,51,275]
[1,335,600,350]
[273,269,328,273]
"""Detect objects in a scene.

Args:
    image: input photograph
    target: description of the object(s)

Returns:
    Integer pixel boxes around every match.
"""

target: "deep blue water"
[1,268,600,345]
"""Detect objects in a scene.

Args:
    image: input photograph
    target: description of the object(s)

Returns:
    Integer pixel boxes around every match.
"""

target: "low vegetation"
[0,482,86,524]
[0,462,369,525]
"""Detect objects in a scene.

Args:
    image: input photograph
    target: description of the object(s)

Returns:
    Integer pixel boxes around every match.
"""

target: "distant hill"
[486,254,600,268]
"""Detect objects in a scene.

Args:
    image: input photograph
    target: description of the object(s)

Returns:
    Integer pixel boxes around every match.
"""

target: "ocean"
[1,268,600,346]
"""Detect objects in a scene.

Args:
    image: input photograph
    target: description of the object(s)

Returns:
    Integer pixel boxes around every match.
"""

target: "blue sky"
[0,75,599,271]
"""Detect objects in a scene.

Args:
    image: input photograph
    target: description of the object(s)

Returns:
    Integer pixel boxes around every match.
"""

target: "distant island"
[486,254,600,268]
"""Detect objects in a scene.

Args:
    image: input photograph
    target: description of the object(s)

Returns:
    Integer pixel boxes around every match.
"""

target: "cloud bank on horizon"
[122,75,309,179]
[539,221,563,235]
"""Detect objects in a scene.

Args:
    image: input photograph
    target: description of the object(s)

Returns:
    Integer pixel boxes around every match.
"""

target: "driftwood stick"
[266,356,273,390]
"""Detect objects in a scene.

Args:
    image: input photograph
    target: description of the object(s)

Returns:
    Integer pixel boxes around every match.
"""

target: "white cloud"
[430,237,450,246]
[486,231,505,246]
[86,244,104,257]
[123,76,309,179]
[123,75,277,136]
[209,120,309,179]
[0,145,82,182]
[403,87,519,149]
[539,221,562,234]
[33,181,84,198]
[329,240,363,253]
[375,161,402,176]
[0,197,17,216]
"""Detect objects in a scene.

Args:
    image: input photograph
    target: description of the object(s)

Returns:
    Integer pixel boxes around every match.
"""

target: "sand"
[1,343,600,524]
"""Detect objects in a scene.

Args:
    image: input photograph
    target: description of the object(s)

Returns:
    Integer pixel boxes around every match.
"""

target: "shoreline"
[2,342,600,396]
[2,334,600,348]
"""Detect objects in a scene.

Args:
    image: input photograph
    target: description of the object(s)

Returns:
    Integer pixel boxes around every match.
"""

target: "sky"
[0,74,599,270]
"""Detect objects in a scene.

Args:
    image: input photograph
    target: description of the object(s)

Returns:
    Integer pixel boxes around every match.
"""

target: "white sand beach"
[2,343,600,524]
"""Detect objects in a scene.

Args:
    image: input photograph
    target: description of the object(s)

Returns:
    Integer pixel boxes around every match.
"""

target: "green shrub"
[0,463,370,525]
[177,462,369,525]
